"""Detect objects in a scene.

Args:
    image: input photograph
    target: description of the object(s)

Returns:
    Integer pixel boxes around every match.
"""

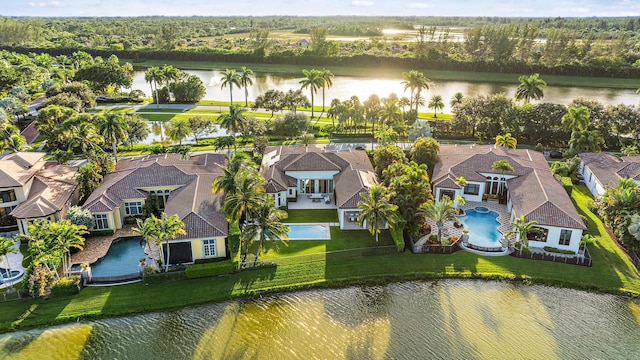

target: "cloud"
[408,2,429,8]
[27,2,36,7]
[351,0,374,6]
[31,1,64,7]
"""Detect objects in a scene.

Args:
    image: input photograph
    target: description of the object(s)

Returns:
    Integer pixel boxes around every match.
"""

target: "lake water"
[1,280,639,358]
[132,69,639,114]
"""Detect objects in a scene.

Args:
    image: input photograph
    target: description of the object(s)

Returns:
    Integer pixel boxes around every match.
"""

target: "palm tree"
[222,169,265,224]
[428,94,445,118]
[357,185,398,245]
[419,196,457,244]
[239,66,254,107]
[495,133,517,149]
[569,129,605,152]
[162,64,179,102]
[505,215,540,254]
[0,237,18,286]
[515,73,547,103]
[299,69,324,117]
[378,100,402,125]
[70,120,103,154]
[212,154,252,195]
[220,68,241,106]
[134,213,186,272]
[241,196,289,266]
[53,220,87,276]
[3,134,28,153]
[218,105,247,135]
[562,106,590,132]
[144,66,164,107]
[401,70,429,113]
[97,112,128,162]
[320,68,334,113]
[450,92,464,108]
[491,159,515,198]
[165,117,192,145]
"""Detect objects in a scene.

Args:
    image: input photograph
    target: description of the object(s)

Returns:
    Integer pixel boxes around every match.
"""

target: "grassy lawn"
[0,184,637,332]
[285,209,339,223]
[135,108,185,113]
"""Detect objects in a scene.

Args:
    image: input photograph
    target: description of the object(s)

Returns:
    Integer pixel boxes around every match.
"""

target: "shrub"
[65,206,94,229]
[87,229,115,238]
[543,246,576,255]
[144,270,186,284]
[586,199,599,214]
[534,143,544,152]
[143,265,157,276]
[185,261,236,279]
[27,264,55,297]
[50,276,81,297]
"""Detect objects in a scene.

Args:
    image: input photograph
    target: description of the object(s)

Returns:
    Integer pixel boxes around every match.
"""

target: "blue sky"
[2,0,640,17]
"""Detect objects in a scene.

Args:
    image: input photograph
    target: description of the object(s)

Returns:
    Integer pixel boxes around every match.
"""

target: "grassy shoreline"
[125,59,640,89]
[0,184,638,333]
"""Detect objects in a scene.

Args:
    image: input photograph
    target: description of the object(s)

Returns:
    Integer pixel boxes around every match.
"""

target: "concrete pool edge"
[283,223,335,240]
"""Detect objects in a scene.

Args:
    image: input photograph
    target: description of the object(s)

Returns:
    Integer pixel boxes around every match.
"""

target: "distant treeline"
[5,46,640,79]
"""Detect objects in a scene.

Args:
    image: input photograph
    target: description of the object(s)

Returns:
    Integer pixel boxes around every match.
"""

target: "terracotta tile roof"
[0,152,46,187]
[83,153,228,239]
[436,145,585,230]
[10,165,78,219]
[262,146,377,209]
[617,162,640,181]
[433,174,461,189]
[578,152,626,189]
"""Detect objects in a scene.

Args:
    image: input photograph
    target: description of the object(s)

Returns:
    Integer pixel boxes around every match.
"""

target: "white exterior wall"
[270,191,287,207]
[528,225,582,254]
[580,163,606,198]
[434,187,462,202]
[338,208,366,230]
[286,170,339,193]
[460,181,485,203]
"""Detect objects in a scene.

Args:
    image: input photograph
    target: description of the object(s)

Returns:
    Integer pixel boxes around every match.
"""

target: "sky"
[2,0,640,17]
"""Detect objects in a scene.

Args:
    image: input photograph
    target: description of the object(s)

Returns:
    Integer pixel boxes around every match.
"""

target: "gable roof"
[578,152,628,189]
[435,145,585,230]
[10,165,78,219]
[261,146,377,209]
[0,152,46,188]
[83,153,228,239]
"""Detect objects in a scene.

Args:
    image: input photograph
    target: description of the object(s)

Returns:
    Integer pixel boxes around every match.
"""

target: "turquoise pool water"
[75,236,150,277]
[458,209,502,247]
[0,269,21,283]
[286,224,330,240]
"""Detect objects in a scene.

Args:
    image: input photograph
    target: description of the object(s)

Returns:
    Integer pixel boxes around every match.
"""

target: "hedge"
[185,261,236,279]
[86,229,115,238]
[50,276,81,296]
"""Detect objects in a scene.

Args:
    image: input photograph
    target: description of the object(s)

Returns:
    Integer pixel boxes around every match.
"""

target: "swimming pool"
[285,224,331,240]
[458,209,502,247]
[74,236,151,277]
[0,268,22,283]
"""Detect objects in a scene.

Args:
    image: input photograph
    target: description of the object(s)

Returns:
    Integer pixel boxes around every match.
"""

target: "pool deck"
[71,225,160,266]
[415,201,513,251]
[0,232,26,290]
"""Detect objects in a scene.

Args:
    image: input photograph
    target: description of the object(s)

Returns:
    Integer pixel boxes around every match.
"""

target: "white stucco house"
[260,146,380,230]
[432,145,586,253]
[578,152,640,198]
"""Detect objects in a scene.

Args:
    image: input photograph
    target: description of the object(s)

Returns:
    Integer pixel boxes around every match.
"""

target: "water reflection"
[1,280,640,358]
[131,70,640,115]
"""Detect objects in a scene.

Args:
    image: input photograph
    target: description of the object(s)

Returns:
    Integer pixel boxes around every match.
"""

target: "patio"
[287,194,337,210]
[70,225,160,266]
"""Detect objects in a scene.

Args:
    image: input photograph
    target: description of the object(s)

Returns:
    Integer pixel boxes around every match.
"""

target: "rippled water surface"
[1,280,639,359]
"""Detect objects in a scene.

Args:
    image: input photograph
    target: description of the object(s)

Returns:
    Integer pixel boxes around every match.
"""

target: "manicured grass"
[0,184,637,332]
[135,108,185,113]
[126,59,640,89]
[285,209,339,223]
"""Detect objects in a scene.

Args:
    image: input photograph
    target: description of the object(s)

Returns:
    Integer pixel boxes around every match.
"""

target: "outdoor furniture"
[309,193,323,199]
[312,197,322,202]
[324,196,330,204]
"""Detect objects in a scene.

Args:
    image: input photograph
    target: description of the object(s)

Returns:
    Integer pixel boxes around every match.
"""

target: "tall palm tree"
[162,64,179,102]
[220,68,241,106]
[219,105,247,135]
[378,100,402,126]
[241,196,289,266]
[419,196,457,244]
[569,130,605,152]
[428,94,445,118]
[239,66,254,107]
[70,120,103,154]
[3,134,28,153]
[505,215,540,254]
[0,237,18,286]
[515,73,547,103]
[299,69,324,117]
[562,105,590,132]
[401,70,429,113]
[52,220,87,276]
[450,92,464,108]
[134,213,186,272]
[97,112,128,162]
[222,169,265,224]
[320,68,334,113]
[165,117,192,145]
[495,133,517,149]
[144,66,164,107]
[357,185,398,245]
[491,159,515,198]
[212,154,252,195]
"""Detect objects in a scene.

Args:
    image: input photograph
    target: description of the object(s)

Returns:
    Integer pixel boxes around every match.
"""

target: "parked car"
[548,150,563,159]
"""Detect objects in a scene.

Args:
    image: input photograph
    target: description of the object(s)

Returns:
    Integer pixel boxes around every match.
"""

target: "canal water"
[132,69,639,115]
[1,280,639,359]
